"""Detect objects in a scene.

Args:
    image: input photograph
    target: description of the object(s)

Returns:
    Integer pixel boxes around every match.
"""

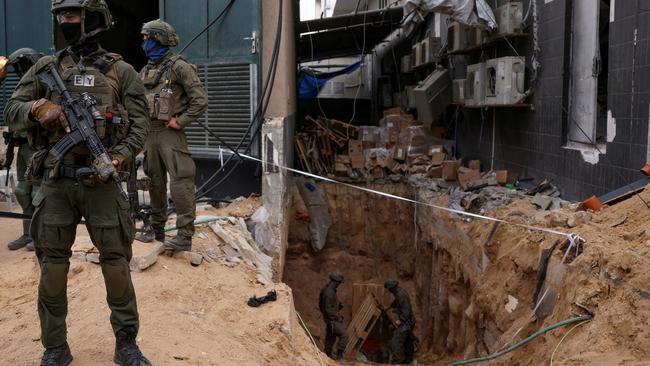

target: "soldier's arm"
[111,61,150,163]
[3,58,49,132]
[173,61,207,128]
[397,294,412,322]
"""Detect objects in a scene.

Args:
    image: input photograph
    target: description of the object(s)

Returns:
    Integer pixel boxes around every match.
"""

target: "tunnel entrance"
[281,181,518,365]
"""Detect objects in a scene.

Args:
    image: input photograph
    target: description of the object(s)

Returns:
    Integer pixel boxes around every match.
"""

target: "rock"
[129,242,165,272]
[546,212,569,227]
[532,194,553,210]
[505,295,519,313]
[86,253,100,264]
[174,251,203,266]
[611,215,627,228]
[567,211,592,228]
[68,264,84,276]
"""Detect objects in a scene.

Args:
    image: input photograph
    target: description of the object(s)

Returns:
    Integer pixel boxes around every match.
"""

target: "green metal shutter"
[188,62,258,159]
[0,75,20,126]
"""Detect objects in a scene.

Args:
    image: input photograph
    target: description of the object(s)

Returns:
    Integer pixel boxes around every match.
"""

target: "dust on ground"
[0,201,328,366]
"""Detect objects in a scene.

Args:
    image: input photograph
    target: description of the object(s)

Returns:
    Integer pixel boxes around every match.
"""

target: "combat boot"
[113,327,151,366]
[8,234,32,250]
[163,234,192,252]
[40,343,73,366]
[134,226,164,243]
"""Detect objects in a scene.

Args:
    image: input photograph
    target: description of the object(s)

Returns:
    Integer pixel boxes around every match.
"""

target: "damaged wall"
[454,0,649,200]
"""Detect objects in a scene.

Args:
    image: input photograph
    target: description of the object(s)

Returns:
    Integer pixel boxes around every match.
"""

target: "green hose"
[448,314,593,366]
[164,215,228,232]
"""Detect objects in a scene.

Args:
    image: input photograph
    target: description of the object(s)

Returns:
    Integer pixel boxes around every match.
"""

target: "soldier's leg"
[388,326,408,364]
[159,130,196,238]
[81,183,139,333]
[333,321,349,357]
[144,131,168,234]
[323,322,335,356]
[8,144,35,250]
[30,180,80,349]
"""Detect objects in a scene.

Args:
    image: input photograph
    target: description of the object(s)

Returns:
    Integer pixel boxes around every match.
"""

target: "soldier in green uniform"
[319,271,349,360]
[384,279,416,364]
[4,48,43,252]
[4,1,151,365]
[135,19,208,251]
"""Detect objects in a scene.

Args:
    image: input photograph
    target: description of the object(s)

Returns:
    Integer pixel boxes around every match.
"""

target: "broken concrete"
[129,242,165,272]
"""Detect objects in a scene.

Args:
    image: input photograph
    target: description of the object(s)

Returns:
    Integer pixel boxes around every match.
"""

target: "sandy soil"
[0,203,328,366]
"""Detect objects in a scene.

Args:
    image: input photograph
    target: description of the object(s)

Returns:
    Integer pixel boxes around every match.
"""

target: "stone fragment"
[174,251,203,266]
[567,211,592,228]
[532,194,553,210]
[129,242,165,272]
[86,253,100,264]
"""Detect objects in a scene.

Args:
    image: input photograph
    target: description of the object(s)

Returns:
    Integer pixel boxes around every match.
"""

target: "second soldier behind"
[319,272,349,360]
[135,19,208,251]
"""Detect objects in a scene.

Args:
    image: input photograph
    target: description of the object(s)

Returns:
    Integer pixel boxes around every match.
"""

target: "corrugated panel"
[0,75,20,126]
[187,63,258,157]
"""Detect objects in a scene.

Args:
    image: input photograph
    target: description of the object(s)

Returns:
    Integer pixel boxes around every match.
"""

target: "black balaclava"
[61,11,103,55]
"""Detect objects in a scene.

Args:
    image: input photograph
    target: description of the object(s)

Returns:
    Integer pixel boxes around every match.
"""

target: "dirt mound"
[0,211,327,366]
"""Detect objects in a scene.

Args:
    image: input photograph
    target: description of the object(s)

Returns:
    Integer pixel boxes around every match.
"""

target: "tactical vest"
[140,54,190,123]
[35,51,130,156]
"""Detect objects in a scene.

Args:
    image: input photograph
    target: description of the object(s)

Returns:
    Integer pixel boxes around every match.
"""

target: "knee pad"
[40,261,69,299]
[101,259,134,302]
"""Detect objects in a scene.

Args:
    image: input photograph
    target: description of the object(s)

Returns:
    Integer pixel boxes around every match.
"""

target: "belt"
[44,165,85,181]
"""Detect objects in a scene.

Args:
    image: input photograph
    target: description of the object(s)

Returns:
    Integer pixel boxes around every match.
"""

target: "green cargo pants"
[144,128,196,237]
[31,175,139,348]
[15,143,35,236]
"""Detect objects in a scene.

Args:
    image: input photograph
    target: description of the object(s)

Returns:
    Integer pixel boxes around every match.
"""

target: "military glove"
[31,98,69,132]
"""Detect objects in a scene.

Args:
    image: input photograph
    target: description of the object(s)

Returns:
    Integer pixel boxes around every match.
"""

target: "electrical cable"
[549,318,592,366]
[349,0,369,124]
[178,0,235,55]
[448,315,593,366]
[194,0,284,198]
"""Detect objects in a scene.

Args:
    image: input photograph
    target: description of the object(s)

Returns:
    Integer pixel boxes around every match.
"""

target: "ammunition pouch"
[26,149,49,184]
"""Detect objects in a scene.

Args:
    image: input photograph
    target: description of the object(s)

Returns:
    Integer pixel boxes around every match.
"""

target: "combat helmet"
[329,271,344,283]
[141,19,180,47]
[8,48,43,78]
[51,0,114,44]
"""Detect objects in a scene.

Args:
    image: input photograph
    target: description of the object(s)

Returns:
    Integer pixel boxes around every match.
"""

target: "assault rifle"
[128,157,154,235]
[2,131,15,185]
[36,62,127,200]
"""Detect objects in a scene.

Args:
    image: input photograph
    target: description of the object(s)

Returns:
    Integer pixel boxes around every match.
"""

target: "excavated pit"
[283,181,514,364]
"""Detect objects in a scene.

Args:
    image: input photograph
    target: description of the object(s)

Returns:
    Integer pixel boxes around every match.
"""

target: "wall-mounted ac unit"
[452,79,469,104]
[448,21,485,53]
[401,54,413,73]
[485,56,526,105]
[421,36,442,64]
[466,62,486,106]
[413,68,452,124]
[413,42,425,67]
[494,2,523,36]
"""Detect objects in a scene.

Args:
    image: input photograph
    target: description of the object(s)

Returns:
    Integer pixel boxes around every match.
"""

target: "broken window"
[567,0,610,145]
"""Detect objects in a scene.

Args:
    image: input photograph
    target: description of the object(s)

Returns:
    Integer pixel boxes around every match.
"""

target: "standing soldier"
[384,279,416,364]
[319,272,349,360]
[4,1,151,365]
[135,19,208,251]
[4,48,43,252]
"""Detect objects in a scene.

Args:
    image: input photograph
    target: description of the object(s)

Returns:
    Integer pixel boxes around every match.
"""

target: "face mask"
[141,38,169,61]
[60,23,82,45]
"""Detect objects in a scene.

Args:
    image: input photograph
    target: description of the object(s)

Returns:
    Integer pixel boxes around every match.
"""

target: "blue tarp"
[298,61,362,99]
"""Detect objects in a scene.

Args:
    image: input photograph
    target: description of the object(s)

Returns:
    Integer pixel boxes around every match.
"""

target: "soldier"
[319,271,349,360]
[4,48,43,252]
[384,279,416,364]
[4,1,151,365]
[135,19,208,251]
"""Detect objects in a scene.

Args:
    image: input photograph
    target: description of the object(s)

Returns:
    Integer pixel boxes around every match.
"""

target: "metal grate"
[0,75,20,126]
[186,63,258,159]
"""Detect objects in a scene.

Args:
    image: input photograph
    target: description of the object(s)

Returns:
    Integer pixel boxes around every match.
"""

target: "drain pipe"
[370,27,410,120]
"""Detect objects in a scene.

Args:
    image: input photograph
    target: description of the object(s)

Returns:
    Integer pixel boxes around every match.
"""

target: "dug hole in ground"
[285,179,650,365]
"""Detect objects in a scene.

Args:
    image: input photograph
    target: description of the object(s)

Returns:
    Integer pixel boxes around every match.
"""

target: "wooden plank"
[344,294,382,360]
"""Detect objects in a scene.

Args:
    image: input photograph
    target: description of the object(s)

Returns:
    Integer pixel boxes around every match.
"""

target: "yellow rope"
[549,319,591,366]
[296,310,326,366]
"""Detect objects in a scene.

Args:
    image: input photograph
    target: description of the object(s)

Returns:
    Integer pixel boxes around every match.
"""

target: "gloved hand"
[0,56,8,79]
[31,98,69,132]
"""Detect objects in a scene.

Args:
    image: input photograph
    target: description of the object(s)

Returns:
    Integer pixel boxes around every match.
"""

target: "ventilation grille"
[186,63,258,158]
[0,75,20,126]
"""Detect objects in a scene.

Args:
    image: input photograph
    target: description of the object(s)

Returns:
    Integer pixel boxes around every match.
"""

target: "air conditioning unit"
[466,62,486,106]
[413,68,452,124]
[421,36,442,64]
[452,79,469,104]
[484,56,526,105]
[412,42,425,67]
[494,2,523,36]
[448,21,484,53]
[402,85,417,109]
[401,54,413,73]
